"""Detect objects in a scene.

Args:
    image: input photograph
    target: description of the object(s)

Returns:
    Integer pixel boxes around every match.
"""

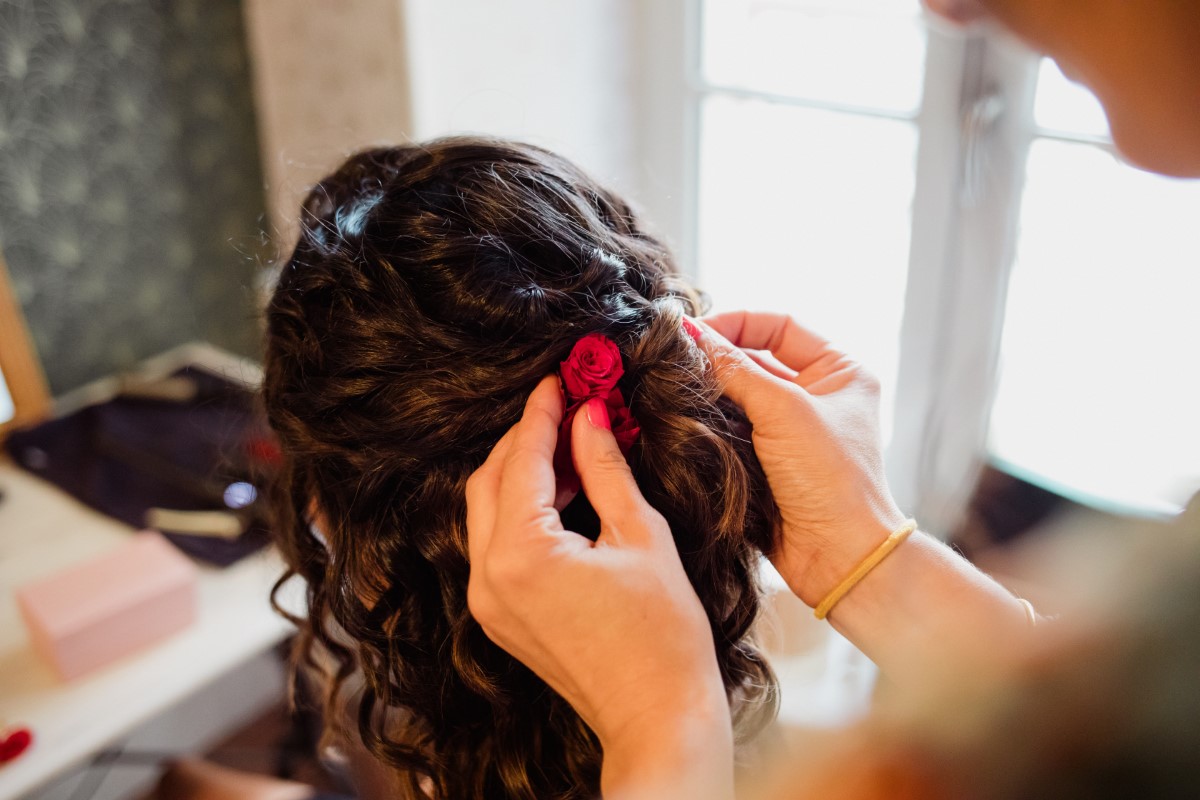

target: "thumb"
[571,397,665,547]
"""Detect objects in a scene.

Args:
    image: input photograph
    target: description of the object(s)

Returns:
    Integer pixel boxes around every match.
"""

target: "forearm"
[794,530,1033,681]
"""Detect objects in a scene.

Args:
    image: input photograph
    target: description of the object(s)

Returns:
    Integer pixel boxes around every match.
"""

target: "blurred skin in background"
[924,0,1200,177]
[765,504,1200,800]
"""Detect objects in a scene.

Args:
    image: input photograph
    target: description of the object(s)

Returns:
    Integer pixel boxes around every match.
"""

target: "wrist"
[806,530,1040,681]
[600,680,733,800]
[777,509,910,608]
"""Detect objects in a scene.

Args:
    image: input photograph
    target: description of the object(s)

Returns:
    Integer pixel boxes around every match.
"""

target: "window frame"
[630,2,1062,536]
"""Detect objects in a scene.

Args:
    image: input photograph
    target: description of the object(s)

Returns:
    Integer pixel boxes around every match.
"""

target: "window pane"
[990,140,1200,514]
[1034,58,1110,139]
[701,0,927,113]
[696,95,917,441]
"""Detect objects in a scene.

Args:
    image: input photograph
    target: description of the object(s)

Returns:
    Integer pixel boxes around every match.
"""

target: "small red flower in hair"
[553,334,641,495]
[559,334,624,398]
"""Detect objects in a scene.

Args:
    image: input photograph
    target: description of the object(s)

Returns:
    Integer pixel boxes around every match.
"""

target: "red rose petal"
[555,334,640,492]
[609,403,641,454]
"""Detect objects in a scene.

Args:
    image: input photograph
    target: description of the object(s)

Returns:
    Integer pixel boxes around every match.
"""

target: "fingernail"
[585,397,611,431]
[682,316,702,342]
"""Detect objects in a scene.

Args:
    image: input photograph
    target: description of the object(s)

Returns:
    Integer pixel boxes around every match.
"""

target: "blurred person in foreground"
[466,0,1200,797]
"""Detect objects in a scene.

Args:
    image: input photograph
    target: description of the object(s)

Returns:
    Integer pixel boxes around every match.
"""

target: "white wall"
[246,0,690,263]
[244,0,413,251]
[403,0,641,204]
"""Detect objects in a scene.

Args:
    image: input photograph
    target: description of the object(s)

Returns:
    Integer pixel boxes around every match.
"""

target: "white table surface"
[0,460,297,800]
[0,345,300,799]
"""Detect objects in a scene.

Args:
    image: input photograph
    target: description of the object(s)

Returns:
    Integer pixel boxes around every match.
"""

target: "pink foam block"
[16,531,198,681]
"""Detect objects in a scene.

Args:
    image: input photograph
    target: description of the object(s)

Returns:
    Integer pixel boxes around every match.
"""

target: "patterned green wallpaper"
[0,0,267,393]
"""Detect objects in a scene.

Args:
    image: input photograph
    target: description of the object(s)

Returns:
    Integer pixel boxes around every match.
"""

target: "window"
[695,0,927,443]
[644,0,1200,525]
[989,62,1200,515]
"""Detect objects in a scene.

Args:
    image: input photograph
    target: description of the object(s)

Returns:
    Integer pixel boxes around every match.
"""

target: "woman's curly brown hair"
[263,136,780,799]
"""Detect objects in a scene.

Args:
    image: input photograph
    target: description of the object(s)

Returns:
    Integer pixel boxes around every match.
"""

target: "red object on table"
[0,726,33,764]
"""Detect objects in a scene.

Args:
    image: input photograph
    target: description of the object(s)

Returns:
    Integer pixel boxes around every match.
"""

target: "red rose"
[560,333,623,401]
[553,335,641,496]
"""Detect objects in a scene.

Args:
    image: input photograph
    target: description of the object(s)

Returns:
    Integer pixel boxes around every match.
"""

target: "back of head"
[263,137,779,798]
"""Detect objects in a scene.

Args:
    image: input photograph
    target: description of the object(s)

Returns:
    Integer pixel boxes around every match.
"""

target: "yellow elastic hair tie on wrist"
[814,519,918,620]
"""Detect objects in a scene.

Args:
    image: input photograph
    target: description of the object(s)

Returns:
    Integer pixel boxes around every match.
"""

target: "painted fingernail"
[682,316,702,342]
[585,397,611,431]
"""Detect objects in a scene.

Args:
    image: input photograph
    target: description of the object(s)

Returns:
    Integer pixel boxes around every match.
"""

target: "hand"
[696,311,909,607]
[466,376,733,798]
[696,312,1033,678]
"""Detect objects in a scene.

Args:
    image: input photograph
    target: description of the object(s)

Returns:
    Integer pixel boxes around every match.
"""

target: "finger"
[703,310,834,375]
[465,424,518,565]
[745,348,799,382]
[692,317,806,420]
[493,374,568,546]
[571,397,664,548]
[700,314,858,396]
